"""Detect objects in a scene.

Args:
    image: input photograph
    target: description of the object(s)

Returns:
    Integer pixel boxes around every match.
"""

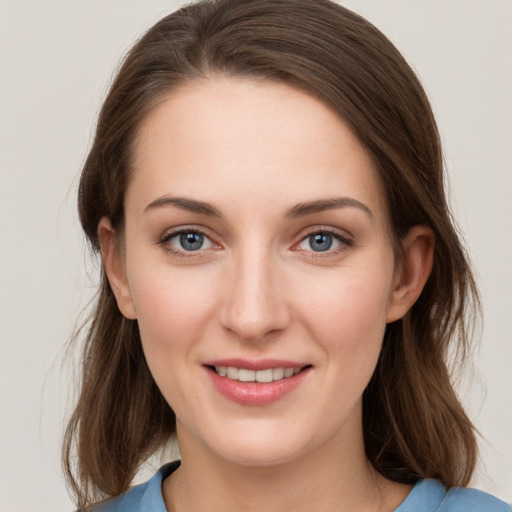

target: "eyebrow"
[284,197,373,219]
[144,195,372,219]
[144,196,223,217]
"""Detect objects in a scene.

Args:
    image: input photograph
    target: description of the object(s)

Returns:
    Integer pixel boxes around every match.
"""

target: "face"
[102,77,422,468]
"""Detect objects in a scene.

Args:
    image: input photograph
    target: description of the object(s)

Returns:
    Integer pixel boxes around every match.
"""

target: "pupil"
[180,232,203,251]
[310,233,332,252]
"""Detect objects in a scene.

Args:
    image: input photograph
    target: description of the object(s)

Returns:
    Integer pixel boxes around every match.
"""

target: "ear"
[386,225,435,323]
[98,217,137,320]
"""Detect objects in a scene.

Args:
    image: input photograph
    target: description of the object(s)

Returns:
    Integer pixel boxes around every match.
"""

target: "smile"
[212,366,303,382]
[206,363,311,406]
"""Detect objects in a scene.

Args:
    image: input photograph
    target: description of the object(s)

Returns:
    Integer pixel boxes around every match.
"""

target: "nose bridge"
[220,240,288,341]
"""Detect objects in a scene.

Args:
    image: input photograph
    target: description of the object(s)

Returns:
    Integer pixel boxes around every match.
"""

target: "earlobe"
[386,225,435,323]
[98,217,137,320]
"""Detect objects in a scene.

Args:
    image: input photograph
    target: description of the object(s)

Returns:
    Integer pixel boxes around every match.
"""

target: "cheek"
[297,268,393,423]
[126,264,221,411]
[297,266,393,357]
[127,262,219,354]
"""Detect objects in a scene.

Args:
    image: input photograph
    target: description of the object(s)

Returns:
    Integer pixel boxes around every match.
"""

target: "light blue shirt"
[91,461,511,511]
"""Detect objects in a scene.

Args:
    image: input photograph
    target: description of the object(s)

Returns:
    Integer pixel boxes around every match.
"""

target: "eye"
[175,231,209,251]
[296,230,353,254]
[160,229,215,255]
[302,233,335,252]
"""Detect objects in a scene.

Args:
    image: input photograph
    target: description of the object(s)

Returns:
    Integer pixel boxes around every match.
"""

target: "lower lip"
[206,367,311,406]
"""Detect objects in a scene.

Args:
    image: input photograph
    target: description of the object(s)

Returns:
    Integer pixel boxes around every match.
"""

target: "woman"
[63,0,510,510]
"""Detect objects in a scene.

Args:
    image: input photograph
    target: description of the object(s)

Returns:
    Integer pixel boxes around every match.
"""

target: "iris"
[180,232,204,251]
[309,233,333,252]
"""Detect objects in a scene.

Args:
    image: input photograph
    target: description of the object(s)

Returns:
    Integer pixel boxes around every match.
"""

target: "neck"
[163,419,409,512]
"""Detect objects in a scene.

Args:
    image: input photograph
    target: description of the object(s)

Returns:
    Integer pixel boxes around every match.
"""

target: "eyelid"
[157,224,353,258]
[292,226,354,256]
[157,225,222,257]
[296,224,354,241]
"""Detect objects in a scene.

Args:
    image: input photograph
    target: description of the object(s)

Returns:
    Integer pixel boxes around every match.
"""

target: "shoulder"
[440,485,511,512]
[88,461,180,512]
[396,479,511,512]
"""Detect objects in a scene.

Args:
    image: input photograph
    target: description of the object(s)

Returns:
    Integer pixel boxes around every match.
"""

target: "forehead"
[129,77,387,220]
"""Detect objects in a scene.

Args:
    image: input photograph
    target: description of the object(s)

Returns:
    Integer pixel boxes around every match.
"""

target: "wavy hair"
[63,0,480,508]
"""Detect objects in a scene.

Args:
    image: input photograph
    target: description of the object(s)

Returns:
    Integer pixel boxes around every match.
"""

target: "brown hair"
[64,0,479,508]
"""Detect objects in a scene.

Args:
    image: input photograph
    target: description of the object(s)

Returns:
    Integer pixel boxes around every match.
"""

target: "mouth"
[207,365,309,383]
[204,361,312,405]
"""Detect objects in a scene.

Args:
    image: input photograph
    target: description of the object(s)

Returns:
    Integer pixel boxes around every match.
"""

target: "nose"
[218,245,290,343]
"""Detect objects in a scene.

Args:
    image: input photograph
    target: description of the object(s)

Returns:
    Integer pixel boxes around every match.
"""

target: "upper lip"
[203,358,309,371]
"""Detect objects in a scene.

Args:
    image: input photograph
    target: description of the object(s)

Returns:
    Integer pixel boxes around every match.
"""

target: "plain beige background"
[0,1,510,510]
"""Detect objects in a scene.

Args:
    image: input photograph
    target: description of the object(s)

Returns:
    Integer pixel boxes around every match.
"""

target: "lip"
[203,358,308,371]
[203,359,311,406]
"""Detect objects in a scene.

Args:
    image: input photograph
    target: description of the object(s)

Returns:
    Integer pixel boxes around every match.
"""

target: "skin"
[100,77,434,512]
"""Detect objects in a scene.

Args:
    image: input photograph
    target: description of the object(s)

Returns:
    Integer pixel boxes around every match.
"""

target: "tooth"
[256,369,273,383]
[273,368,285,381]
[238,369,256,382]
[221,366,302,382]
[227,367,239,380]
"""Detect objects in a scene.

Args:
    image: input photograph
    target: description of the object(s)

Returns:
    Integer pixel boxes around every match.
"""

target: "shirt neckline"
[144,462,444,512]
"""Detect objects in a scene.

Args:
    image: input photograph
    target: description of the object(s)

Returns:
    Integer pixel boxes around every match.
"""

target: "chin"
[217,441,305,468]
[201,419,321,468]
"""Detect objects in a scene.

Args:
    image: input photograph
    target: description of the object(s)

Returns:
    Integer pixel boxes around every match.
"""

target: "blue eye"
[297,231,352,254]
[179,232,205,251]
[162,230,214,253]
[308,233,333,252]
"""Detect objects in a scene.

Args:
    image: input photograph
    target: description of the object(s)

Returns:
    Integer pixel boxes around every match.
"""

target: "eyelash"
[293,228,354,258]
[157,226,354,259]
[157,227,218,258]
